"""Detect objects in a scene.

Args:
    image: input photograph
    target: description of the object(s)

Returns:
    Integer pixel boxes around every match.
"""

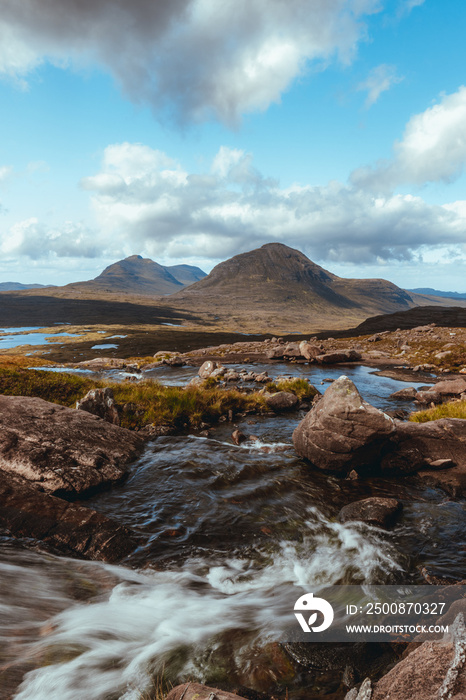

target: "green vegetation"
[0,364,268,430]
[111,380,267,430]
[265,377,318,401]
[0,367,96,407]
[410,400,466,423]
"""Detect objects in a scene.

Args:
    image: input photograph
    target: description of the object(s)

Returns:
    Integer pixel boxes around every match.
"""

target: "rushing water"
[0,364,465,700]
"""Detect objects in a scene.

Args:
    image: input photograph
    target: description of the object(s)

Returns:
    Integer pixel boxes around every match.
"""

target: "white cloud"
[0,0,381,124]
[357,64,403,107]
[0,165,13,185]
[1,218,101,259]
[352,85,466,190]
[76,142,466,265]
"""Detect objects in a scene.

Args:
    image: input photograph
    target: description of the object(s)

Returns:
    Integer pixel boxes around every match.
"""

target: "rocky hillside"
[171,242,415,330]
[66,255,206,296]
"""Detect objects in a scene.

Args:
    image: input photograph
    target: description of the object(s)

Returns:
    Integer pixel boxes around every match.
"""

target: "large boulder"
[198,360,219,379]
[293,376,396,473]
[0,395,143,498]
[76,387,120,425]
[0,473,138,562]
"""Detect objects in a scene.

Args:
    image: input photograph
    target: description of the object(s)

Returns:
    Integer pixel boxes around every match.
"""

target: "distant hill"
[66,255,207,296]
[0,282,49,291]
[407,287,466,300]
[171,242,417,330]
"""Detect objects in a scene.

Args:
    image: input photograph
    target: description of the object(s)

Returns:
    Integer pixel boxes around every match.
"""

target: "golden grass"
[409,400,466,423]
[265,377,318,401]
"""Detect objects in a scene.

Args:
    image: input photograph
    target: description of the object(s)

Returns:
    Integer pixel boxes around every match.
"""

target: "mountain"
[407,287,466,300]
[67,256,207,296]
[171,242,415,330]
[0,282,49,291]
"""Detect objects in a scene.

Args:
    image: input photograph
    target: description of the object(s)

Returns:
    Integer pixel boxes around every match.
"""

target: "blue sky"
[1,0,466,290]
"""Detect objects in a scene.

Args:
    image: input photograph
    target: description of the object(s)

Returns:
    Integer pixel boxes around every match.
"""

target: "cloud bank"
[3,141,464,267]
[0,0,380,124]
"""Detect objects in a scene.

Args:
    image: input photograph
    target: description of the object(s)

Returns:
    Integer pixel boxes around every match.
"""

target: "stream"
[1,363,465,700]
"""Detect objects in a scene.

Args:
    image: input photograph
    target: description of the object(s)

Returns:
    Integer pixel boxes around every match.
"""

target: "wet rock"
[211,366,226,379]
[254,371,269,382]
[0,395,143,498]
[415,390,442,404]
[76,387,120,425]
[225,371,241,382]
[338,497,402,529]
[266,391,299,412]
[316,349,362,364]
[293,376,395,474]
[381,418,466,486]
[389,387,417,400]
[198,360,219,379]
[232,429,248,445]
[370,614,466,700]
[0,473,138,562]
[165,684,247,700]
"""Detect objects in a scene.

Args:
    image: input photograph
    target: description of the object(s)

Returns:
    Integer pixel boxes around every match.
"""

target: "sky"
[0,0,466,291]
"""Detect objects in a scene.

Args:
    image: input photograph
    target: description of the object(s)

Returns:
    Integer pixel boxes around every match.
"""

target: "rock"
[76,387,120,425]
[0,395,143,498]
[266,345,285,359]
[338,497,402,529]
[255,371,269,382]
[389,387,417,400]
[415,390,442,404]
[413,324,435,332]
[435,351,453,360]
[231,429,247,445]
[293,376,395,473]
[0,473,138,562]
[210,366,226,379]
[266,391,299,412]
[381,418,466,486]
[198,360,219,379]
[345,678,372,700]
[426,458,456,469]
[370,614,466,700]
[299,341,322,360]
[163,355,185,367]
[368,334,382,342]
[433,378,466,395]
[316,349,362,364]
[283,342,302,357]
[165,684,247,700]
[224,371,240,382]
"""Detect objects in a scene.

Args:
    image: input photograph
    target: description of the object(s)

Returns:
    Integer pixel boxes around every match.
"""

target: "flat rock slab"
[0,395,143,498]
[0,473,138,562]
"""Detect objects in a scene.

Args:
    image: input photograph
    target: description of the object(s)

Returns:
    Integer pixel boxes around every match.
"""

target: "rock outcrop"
[0,395,143,498]
[0,473,138,562]
[292,376,396,473]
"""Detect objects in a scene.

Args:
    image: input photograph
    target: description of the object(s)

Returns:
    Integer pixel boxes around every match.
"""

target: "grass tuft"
[265,377,318,401]
[409,400,466,423]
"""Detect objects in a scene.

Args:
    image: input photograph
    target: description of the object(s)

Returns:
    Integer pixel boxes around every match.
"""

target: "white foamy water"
[9,509,400,700]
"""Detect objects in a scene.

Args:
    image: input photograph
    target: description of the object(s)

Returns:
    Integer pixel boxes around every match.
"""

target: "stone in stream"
[389,386,417,400]
[231,429,247,445]
[0,395,143,498]
[292,376,396,474]
[76,387,120,425]
[338,497,403,529]
[299,340,322,360]
[0,473,138,562]
[266,391,299,412]
[198,360,219,379]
